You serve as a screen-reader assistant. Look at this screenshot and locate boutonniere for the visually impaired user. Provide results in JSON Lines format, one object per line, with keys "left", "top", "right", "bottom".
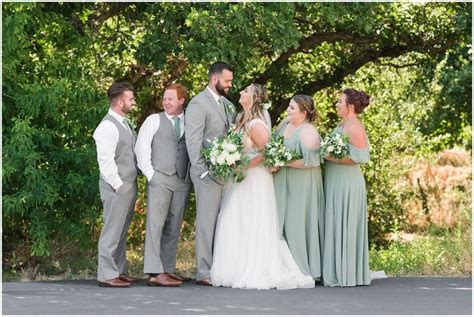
{"left": 226, "top": 102, "right": 236, "bottom": 113}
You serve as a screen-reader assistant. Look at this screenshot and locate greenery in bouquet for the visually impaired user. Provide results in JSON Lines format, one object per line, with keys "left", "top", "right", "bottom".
{"left": 320, "top": 132, "right": 350, "bottom": 160}
{"left": 202, "top": 128, "right": 249, "bottom": 183}
{"left": 263, "top": 134, "right": 301, "bottom": 167}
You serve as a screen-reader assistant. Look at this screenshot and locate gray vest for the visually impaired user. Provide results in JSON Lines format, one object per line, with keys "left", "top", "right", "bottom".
{"left": 151, "top": 112, "right": 189, "bottom": 178}
{"left": 101, "top": 113, "right": 138, "bottom": 182}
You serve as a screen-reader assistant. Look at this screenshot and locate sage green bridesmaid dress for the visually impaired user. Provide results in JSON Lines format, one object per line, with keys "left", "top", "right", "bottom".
{"left": 273, "top": 121, "right": 325, "bottom": 279}
{"left": 322, "top": 125, "right": 371, "bottom": 287}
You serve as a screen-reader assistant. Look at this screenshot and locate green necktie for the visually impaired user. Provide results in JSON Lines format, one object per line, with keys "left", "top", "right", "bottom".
{"left": 172, "top": 116, "right": 181, "bottom": 139}
{"left": 123, "top": 117, "right": 134, "bottom": 135}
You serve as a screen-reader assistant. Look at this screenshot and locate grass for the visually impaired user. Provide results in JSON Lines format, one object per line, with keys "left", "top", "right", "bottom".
{"left": 370, "top": 216, "right": 472, "bottom": 277}
{"left": 371, "top": 149, "right": 472, "bottom": 277}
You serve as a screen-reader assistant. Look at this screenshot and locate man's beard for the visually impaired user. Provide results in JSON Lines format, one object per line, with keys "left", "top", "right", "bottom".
{"left": 215, "top": 81, "right": 229, "bottom": 97}
{"left": 122, "top": 103, "right": 133, "bottom": 114}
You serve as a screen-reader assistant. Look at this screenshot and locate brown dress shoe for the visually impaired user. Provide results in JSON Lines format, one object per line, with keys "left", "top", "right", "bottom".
{"left": 147, "top": 273, "right": 183, "bottom": 287}
{"left": 196, "top": 278, "right": 212, "bottom": 286}
{"left": 166, "top": 272, "right": 192, "bottom": 282}
{"left": 98, "top": 277, "right": 131, "bottom": 288}
{"left": 119, "top": 274, "right": 137, "bottom": 283}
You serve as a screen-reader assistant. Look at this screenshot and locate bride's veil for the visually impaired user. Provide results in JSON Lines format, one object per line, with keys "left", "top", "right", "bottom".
{"left": 262, "top": 109, "right": 272, "bottom": 131}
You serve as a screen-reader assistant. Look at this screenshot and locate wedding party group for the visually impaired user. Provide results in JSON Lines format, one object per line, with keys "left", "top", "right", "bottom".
{"left": 92, "top": 61, "right": 372, "bottom": 290}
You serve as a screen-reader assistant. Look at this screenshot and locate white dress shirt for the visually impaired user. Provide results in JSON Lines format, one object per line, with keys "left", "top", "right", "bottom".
{"left": 93, "top": 109, "right": 133, "bottom": 190}
{"left": 207, "top": 86, "right": 221, "bottom": 105}
{"left": 135, "top": 112, "right": 185, "bottom": 181}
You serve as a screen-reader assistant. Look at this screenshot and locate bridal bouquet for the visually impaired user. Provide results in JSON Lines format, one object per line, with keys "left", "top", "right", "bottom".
{"left": 202, "top": 128, "right": 249, "bottom": 182}
{"left": 263, "top": 134, "right": 301, "bottom": 167}
{"left": 320, "top": 132, "right": 350, "bottom": 160}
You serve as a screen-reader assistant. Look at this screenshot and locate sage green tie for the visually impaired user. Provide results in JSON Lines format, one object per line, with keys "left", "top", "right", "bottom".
{"left": 123, "top": 117, "right": 134, "bottom": 136}
{"left": 172, "top": 116, "right": 181, "bottom": 139}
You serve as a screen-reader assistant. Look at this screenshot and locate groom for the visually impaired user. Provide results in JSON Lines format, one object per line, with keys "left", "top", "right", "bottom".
{"left": 185, "top": 62, "right": 236, "bottom": 286}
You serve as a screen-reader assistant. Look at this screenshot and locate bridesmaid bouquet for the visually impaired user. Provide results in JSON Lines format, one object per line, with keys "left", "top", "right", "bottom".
{"left": 202, "top": 128, "right": 249, "bottom": 182}
{"left": 320, "top": 132, "right": 350, "bottom": 160}
{"left": 263, "top": 134, "right": 301, "bottom": 167}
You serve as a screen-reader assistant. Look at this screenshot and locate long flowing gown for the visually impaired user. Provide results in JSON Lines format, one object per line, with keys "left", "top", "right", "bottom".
{"left": 322, "top": 124, "right": 371, "bottom": 287}
{"left": 210, "top": 119, "right": 315, "bottom": 290}
{"left": 273, "top": 121, "right": 325, "bottom": 279}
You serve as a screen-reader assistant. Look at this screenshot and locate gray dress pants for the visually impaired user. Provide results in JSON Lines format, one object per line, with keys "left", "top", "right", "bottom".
{"left": 144, "top": 171, "right": 192, "bottom": 274}
{"left": 97, "top": 179, "right": 137, "bottom": 281}
{"left": 190, "top": 173, "right": 223, "bottom": 280}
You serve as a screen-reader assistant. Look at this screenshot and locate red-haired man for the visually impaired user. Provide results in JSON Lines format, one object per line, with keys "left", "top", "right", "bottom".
{"left": 135, "top": 83, "right": 192, "bottom": 286}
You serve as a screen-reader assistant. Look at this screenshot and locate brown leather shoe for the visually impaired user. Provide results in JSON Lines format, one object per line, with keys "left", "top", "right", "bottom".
{"left": 98, "top": 277, "right": 130, "bottom": 288}
{"left": 166, "top": 272, "right": 192, "bottom": 282}
{"left": 148, "top": 273, "right": 183, "bottom": 287}
{"left": 196, "top": 278, "right": 212, "bottom": 286}
{"left": 119, "top": 274, "right": 137, "bottom": 283}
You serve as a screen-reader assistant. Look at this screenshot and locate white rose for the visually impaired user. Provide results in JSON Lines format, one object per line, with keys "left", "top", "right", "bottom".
{"left": 226, "top": 143, "right": 237, "bottom": 152}
{"left": 337, "top": 139, "right": 344, "bottom": 146}
{"left": 327, "top": 145, "right": 334, "bottom": 153}
{"left": 216, "top": 154, "right": 226, "bottom": 165}
{"left": 225, "top": 154, "right": 236, "bottom": 166}
{"left": 232, "top": 152, "right": 241, "bottom": 161}
{"left": 276, "top": 160, "right": 284, "bottom": 167}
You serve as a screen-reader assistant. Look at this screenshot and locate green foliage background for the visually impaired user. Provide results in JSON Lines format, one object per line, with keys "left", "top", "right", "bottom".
{"left": 2, "top": 2, "right": 471, "bottom": 275}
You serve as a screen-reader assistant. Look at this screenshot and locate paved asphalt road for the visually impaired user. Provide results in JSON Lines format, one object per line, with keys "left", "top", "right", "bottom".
{"left": 2, "top": 277, "right": 471, "bottom": 315}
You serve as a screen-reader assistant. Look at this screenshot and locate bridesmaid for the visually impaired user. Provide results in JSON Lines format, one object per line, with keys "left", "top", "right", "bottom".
{"left": 322, "top": 88, "right": 371, "bottom": 287}
{"left": 272, "top": 95, "right": 325, "bottom": 280}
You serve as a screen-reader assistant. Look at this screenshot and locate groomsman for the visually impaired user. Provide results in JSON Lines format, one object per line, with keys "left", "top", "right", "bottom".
{"left": 135, "top": 84, "right": 192, "bottom": 287}
{"left": 93, "top": 82, "right": 139, "bottom": 287}
{"left": 185, "top": 62, "right": 236, "bottom": 286}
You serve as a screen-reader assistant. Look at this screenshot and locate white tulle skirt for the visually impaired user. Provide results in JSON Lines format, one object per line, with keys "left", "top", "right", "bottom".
{"left": 210, "top": 166, "right": 315, "bottom": 290}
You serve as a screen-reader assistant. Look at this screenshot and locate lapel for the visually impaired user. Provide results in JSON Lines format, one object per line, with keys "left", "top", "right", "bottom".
{"left": 204, "top": 89, "right": 228, "bottom": 128}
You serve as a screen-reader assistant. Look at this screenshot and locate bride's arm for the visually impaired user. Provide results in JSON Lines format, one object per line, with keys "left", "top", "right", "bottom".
{"left": 248, "top": 122, "right": 270, "bottom": 168}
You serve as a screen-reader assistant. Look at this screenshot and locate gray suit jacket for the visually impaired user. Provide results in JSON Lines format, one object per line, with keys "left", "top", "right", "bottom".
{"left": 185, "top": 88, "right": 237, "bottom": 177}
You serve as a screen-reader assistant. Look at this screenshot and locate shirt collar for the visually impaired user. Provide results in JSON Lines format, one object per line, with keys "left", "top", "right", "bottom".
{"left": 165, "top": 112, "right": 184, "bottom": 121}
{"left": 108, "top": 108, "right": 125, "bottom": 122}
{"left": 206, "top": 86, "right": 221, "bottom": 103}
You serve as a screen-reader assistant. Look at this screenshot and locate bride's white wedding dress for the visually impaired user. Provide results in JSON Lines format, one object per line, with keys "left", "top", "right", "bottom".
{"left": 210, "top": 119, "right": 315, "bottom": 290}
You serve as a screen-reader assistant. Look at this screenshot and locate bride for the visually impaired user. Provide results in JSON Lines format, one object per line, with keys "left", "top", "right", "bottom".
{"left": 210, "top": 84, "right": 315, "bottom": 290}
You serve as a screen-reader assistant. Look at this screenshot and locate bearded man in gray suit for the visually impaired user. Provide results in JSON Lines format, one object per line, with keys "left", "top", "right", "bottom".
{"left": 185, "top": 62, "right": 236, "bottom": 286}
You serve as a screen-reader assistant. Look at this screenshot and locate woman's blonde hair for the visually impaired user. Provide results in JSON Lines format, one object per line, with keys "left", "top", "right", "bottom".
{"left": 235, "top": 84, "right": 268, "bottom": 132}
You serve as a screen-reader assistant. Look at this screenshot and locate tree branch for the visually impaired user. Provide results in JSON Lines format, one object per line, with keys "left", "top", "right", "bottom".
{"left": 87, "top": 3, "right": 131, "bottom": 33}
{"left": 255, "top": 31, "right": 375, "bottom": 85}
{"left": 270, "top": 40, "right": 456, "bottom": 124}
{"left": 376, "top": 61, "right": 421, "bottom": 69}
